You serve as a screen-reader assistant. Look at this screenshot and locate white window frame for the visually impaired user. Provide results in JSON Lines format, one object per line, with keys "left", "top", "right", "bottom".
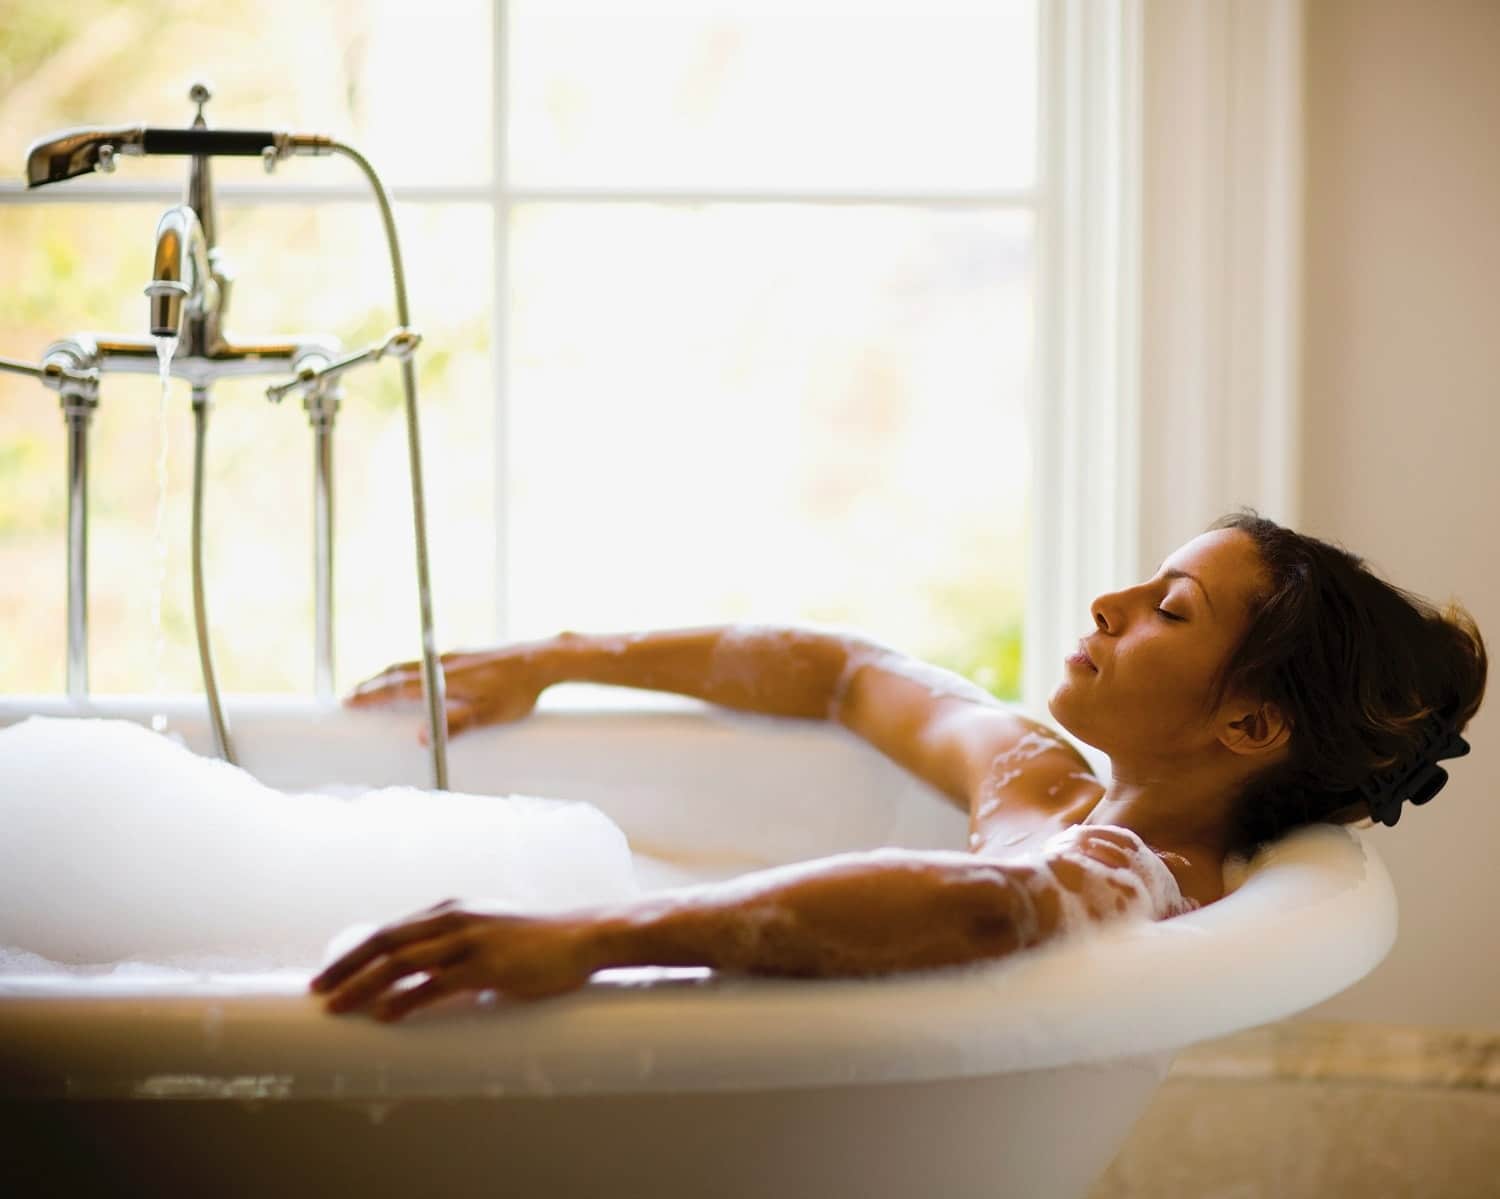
{"left": 0, "top": 1, "right": 1058, "bottom": 696}
{"left": 1024, "top": 0, "right": 1305, "bottom": 713}
{"left": 1024, "top": 0, "right": 1145, "bottom": 709}
{"left": 2, "top": 2, "right": 1301, "bottom": 714}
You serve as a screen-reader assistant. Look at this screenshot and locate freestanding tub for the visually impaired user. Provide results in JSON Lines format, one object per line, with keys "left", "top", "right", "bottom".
{"left": 0, "top": 687, "right": 1397, "bottom": 1199}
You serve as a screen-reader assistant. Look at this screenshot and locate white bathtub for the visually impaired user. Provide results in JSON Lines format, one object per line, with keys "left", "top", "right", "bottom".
{"left": 0, "top": 688, "right": 1396, "bottom": 1199}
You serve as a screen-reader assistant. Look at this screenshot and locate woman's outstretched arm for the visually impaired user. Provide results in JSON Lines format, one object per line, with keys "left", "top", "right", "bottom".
{"left": 312, "top": 826, "right": 1185, "bottom": 1021}
{"left": 348, "top": 624, "right": 1067, "bottom": 814}
{"left": 312, "top": 850, "right": 1035, "bottom": 1021}
{"left": 586, "top": 825, "right": 1185, "bottom": 977}
{"left": 346, "top": 624, "right": 880, "bottom": 731}
{"left": 547, "top": 624, "right": 870, "bottom": 720}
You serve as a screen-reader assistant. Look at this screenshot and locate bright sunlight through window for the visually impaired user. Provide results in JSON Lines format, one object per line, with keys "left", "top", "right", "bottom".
{"left": 0, "top": 0, "right": 1039, "bottom": 700}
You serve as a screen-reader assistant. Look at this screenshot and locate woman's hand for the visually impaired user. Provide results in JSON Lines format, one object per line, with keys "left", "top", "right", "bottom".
{"left": 309, "top": 900, "right": 610, "bottom": 1022}
{"left": 343, "top": 644, "right": 554, "bottom": 743}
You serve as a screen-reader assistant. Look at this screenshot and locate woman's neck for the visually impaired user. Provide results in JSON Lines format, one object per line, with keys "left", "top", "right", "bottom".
{"left": 1080, "top": 771, "right": 1235, "bottom": 909}
{"left": 1083, "top": 759, "right": 1242, "bottom": 861}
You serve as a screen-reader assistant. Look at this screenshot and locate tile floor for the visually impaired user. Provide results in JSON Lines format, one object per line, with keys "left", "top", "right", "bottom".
{"left": 1090, "top": 1021, "right": 1500, "bottom": 1199}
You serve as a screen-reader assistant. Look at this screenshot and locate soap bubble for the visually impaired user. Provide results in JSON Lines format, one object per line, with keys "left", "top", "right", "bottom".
{"left": 0, "top": 716, "right": 641, "bottom": 970}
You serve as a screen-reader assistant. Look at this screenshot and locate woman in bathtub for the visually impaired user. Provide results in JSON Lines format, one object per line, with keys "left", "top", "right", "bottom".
{"left": 311, "top": 511, "right": 1487, "bottom": 1021}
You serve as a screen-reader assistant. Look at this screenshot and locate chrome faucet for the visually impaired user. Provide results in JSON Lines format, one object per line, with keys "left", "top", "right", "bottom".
{"left": 0, "top": 82, "right": 451, "bottom": 788}
{"left": 146, "top": 204, "right": 219, "bottom": 343}
{"left": 29, "top": 84, "right": 340, "bottom": 390}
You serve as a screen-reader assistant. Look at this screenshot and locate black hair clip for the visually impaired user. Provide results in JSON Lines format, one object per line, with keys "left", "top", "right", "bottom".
{"left": 1360, "top": 709, "right": 1471, "bottom": 828}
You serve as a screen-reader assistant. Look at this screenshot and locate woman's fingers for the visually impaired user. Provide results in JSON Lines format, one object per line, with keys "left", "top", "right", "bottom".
{"left": 372, "top": 974, "right": 462, "bottom": 1022}
{"left": 417, "top": 698, "right": 481, "bottom": 746}
{"left": 343, "top": 666, "right": 423, "bottom": 707}
{"left": 343, "top": 650, "right": 491, "bottom": 708}
{"left": 314, "top": 910, "right": 604, "bottom": 1020}
{"left": 322, "top": 932, "right": 472, "bottom": 1014}
{"left": 310, "top": 911, "right": 464, "bottom": 993}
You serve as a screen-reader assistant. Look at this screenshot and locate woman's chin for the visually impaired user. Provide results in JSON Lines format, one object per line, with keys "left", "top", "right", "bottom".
{"left": 1046, "top": 689, "right": 1097, "bottom": 749}
{"left": 1046, "top": 689, "right": 1073, "bottom": 730}
{"left": 1046, "top": 683, "right": 1077, "bottom": 723}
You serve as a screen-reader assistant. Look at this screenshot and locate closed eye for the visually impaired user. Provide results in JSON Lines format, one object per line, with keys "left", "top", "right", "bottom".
{"left": 1156, "top": 608, "right": 1186, "bottom": 622}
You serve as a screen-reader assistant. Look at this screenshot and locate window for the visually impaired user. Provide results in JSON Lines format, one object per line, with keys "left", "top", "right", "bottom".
{"left": 0, "top": 0, "right": 1044, "bottom": 702}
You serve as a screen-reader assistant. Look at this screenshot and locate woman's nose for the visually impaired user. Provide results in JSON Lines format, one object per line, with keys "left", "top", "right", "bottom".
{"left": 1090, "top": 589, "right": 1126, "bottom": 633}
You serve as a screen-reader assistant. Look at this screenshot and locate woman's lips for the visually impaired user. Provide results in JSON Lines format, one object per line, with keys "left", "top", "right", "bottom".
{"left": 1064, "top": 639, "right": 1098, "bottom": 672}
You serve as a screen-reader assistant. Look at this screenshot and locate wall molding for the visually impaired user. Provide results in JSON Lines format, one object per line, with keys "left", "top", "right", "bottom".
{"left": 1136, "top": 0, "right": 1306, "bottom": 569}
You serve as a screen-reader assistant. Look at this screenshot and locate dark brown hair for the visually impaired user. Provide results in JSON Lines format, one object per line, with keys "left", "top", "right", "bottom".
{"left": 1209, "top": 510, "right": 1487, "bottom": 855}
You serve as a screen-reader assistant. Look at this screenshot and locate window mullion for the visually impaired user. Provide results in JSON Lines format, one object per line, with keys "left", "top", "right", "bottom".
{"left": 493, "top": 0, "right": 511, "bottom": 644}
{"left": 0, "top": 182, "right": 1041, "bottom": 208}
{"left": 1023, "top": 0, "right": 1142, "bottom": 714}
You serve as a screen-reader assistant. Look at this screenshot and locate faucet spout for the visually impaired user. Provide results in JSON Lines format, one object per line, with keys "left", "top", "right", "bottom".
{"left": 145, "top": 205, "right": 218, "bottom": 340}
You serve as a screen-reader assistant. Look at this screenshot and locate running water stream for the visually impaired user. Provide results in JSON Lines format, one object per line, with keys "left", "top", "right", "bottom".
{"left": 150, "top": 335, "right": 178, "bottom": 735}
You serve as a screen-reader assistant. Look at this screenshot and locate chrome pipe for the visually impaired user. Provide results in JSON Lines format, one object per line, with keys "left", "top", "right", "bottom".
{"left": 53, "top": 334, "right": 342, "bottom": 385}
{"left": 313, "top": 421, "right": 334, "bottom": 699}
{"left": 40, "top": 342, "right": 102, "bottom": 701}
{"left": 329, "top": 141, "right": 448, "bottom": 789}
{"left": 190, "top": 384, "right": 236, "bottom": 764}
{"left": 186, "top": 84, "right": 218, "bottom": 249}
{"left": 64, "top": 400, "right": 92, "bottom": 700}
{"left": 0, "top": 355, "right": 46, "bottom": 380}
{"left": 306, "top": 380, "right": 339, "bottom": 702}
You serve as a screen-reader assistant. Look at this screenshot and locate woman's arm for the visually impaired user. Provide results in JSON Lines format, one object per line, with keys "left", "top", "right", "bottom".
{"left": 583, "top": 847, "right": 1044, "bottom": 978}
{"left": 313, "top": 849, "right": 1038, "bottom": 1020}
{"left": 312, "top": 826, "right": 1182, "bottom": 1021}
{"left": 347, "top": 624, "right": 882, "bottom": 727}
{"left": 542, "top": 624, "right": 874, "bottom": 721}
{"left": 551, "top": 632, "right": 1100, "bottom": 830}
{"left": 349, "top": 623, "right": 1086, "bottom": 817}
{"left": 588, "top": 825, "right": 1181, "bottom": 977}
{"left": 548, "top": 628, "right": 1080, "bottom": 815}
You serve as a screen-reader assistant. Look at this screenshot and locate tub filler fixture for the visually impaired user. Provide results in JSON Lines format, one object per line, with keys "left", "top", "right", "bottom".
{"left": 0, "top": 81, "right": 451, "bottom": 785}
{"left": 0, "top": 691, "right": 1397, "bottom": 1199}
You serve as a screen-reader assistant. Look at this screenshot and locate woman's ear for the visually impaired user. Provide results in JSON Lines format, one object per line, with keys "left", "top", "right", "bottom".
{"left": 1219, "top": 700, "right": 1291, "bottom": 759}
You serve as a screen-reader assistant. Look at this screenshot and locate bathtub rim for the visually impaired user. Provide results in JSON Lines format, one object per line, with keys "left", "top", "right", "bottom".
{"left": 0, "top": 692, "right": 1397, "bottom": 1100}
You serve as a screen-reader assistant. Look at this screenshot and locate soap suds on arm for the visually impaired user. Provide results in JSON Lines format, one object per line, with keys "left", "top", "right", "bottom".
{"left": 1005, "top": 824, "right": 1199, "bottom": 946}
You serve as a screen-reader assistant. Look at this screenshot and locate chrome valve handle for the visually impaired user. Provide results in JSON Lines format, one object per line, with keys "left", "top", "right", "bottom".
{"left": 0, "top": 352, "right": 101, "bottom": 394}
{"left": 264, "top": 327, "right": 421, "bottom": 404}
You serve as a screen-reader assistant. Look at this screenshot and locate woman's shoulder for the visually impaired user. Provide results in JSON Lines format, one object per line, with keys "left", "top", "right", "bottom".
{"left": 933, "top": 704, "right": 1101, "bottom": 806}
{"left": 1036, "top": 823, "right": 1227, "bottom": 913}
{"left": 967, "top": 742, "right": 1106, "bottom": 854}
{"left": 981, "top": 821, "right": 1226, "bottom": 920}
{"left": 963, "top": 706, "right": 1101, "bottom": 800}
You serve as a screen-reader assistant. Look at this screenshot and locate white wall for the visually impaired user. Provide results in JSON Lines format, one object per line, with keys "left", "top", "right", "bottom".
{"left": 1297, "top": 0, "right": 1500, "bottom": 1028}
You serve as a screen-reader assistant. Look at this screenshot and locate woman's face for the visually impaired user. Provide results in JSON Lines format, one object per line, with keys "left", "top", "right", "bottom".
{"left": 1048, "top": 528, "right": 1270, "bottom": 761}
